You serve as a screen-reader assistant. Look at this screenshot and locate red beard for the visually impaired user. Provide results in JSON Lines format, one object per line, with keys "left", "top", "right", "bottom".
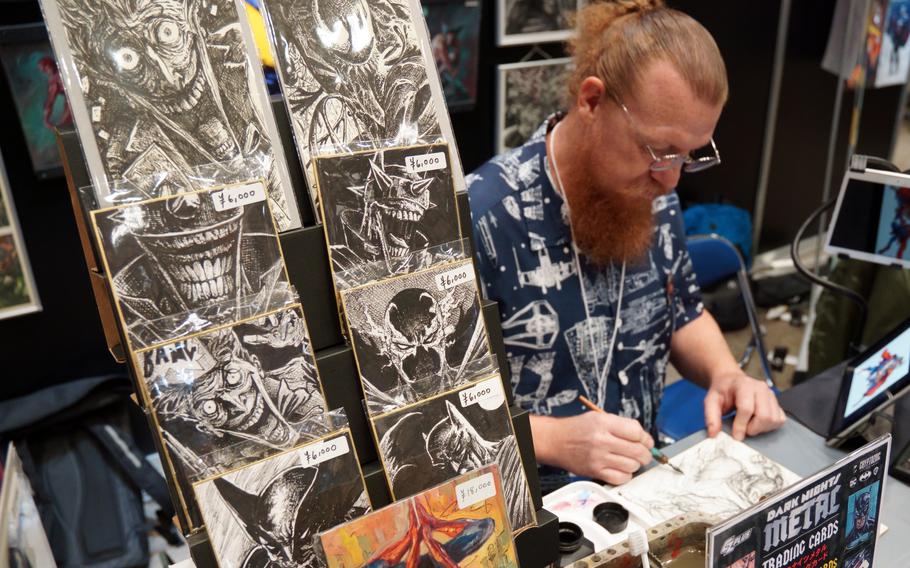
{"left": 566, "top": 176, "right": 664, "bottom": 266}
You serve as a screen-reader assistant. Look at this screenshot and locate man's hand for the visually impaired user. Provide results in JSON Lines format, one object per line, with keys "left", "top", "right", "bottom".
{"left": 704, "top": 371, "right": 786, "bottom": 441}
{"left": 531, "top": 412, "right": 654, "bottom": 485}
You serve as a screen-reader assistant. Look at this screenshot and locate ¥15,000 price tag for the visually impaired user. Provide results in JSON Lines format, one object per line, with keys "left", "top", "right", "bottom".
{"left": 212, "top": 181, "right": 267, "bottom": 211}
{"left": 456, "top": 472, "right": 497, "bottom": 509}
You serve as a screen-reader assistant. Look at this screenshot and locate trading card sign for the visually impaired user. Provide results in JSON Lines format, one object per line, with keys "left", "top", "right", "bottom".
{"left": 91, "top": 182, "right": 291, "bottom": 351}
{"left": 707, "top": 436, "right": 891, "bottom": 568}
{"left": 194, "top": 430, "right": 370, "bottom": 568}
{"left": 317, "top": 464, "right": 519, "bottom": 567}
{"left": 371, "top": 375, "right": 536, "bottom": 533}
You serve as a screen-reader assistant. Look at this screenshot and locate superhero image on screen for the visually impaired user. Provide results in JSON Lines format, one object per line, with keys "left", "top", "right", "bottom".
{"left": 39, "top": 0, "right": 300, "bottom": 230}
{"left": 314, "top": 144, "right": 461, "bottom": 280}
{"left": 258, "top": 0, "right": 461, "bottom": 206}
{"left": 340, "top": 259, "right": 491, "bottom": 414}
{"left": 844, "top": 327, "right": 910, "bottom": 417}
{"left": 317, "top": 465, "right": 519, "bottom": 568}
{"left": 0, "top": 24, "right": 71, "bottom": 178}
{"left": 844, "top": 482, "right": 880, "bottom": 551}
{"left": 371, "top": 376, "right": 536, "bottom": 533}
{"left": 136, "top": 305, "right": 328, "bottom": 477}
{"left": 875, "top": 185, "right": 910, "bottom": 260}
{"left": 194, "top": 432, "right": 370, "bottom": 568}
{"left": 423, "top": 0, "right": 481, "bottom": 109}
{"left": 876, "top": 0, "right": 910, "bottom": 87}
{"left": 92, "top": 185, "right": 291, "bottom": 350}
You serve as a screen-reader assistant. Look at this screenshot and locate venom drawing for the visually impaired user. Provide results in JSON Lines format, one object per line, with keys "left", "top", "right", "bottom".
{"left": 340, "top": 259, "right": 491, "bottom": 414}
{"left": 92, "top": 187, "right": 290, "bottom": 349}
{"left": 43, "top": 0, "right": 299, "bottom": 229}
{"left": 195, "top": 435, "right": 370, "bottom": 568}
{"left": 259, "top": 0, "right": 458, "bottom": 204}
{"left": 372, "top": 379, "right": 536, "bottom": 532}
{"left": 315, "top": 144, "right": 460, "bottom": 279}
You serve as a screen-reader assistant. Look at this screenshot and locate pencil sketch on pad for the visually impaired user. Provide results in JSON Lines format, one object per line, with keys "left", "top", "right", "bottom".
{"left": 613, "top": 432, "right": 801, "bottom": 525}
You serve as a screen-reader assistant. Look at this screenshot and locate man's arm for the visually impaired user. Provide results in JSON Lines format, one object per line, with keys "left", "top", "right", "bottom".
{"left": 670, "top": 310, "right": 786, "bottom": 440}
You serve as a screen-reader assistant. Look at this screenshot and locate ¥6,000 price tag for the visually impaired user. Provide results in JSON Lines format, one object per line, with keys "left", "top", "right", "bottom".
{"left": 404, "top": 152, "right": 447, "bottom": 174}
{"left": 212, "top": 181, "right": 266, "bottom": 211}
{"left": 459, "top": 377, "right": 503, "bottom": 410}
{"left": 297, "top": 435, "right": 349, "bottom": 468}
{"left": 435, "top": 264, "right": 474, "bottom": 291}
{"left": 456, "top": 472, "right": 497, "bottom": 509}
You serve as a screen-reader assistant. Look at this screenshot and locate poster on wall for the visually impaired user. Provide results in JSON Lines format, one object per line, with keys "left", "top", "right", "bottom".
{"left": 497, "top": 0, "right": 580, "bottom": 46}
{"left": 496, "top": 58, "right": 572, "bottom": 153}
{"left": 38, "top": 0, "right": 302, "bottom": 230}
{"left": 707, "top": 435, "right": 891, "bottom": 568}
{"left": 876, "top": 0, "right": 910, "bottom": 86}
{"left": 0, "top": 23, "right": 70, "bottom": 179}
{"left": 423, "top": 0, "right": 482, "bottom": 110}
{"left": 0, "top": 152, "right": 41, "bottom": 321}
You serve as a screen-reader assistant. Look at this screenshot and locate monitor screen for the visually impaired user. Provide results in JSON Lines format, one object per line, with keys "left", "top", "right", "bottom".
{"left": 828, "top": 175, "right": 910, "bottom": 266}
{"left": 843, "top": 326, "right": 910, "bottom": 421}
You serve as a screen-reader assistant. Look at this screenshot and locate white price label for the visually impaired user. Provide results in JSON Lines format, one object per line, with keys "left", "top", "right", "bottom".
{"left": 211, "top": 181, "right": 266, "bottom": 211}
{"left": 404, "top": 152, "right": 447, "bottom": 174}
{"left": 297, "top": 435, "right": 350, "bottom": 468}
{"left": 456, "top": 472, "right": 497, "bottom": 510}
{"left": 459, "top": 377, "right": 504, "bottom": 410}
{"left": 92, "top": 106, "right": 101, "bottom": 122}
{"left": 435, "top": 263, "right": 474, "bottom": 290}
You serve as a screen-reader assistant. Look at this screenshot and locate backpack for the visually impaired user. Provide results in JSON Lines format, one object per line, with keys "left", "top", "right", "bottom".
{"left": 683, "top": 203, "right": 754, "bottom": 267}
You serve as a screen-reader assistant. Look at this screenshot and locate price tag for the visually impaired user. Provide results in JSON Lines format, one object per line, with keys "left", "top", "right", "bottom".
{"left": 435, "top": 263, "right": 474, "bottom": 291}
{"left": 297, "top": 435, "right": 350, "bottom": 468}
{"left": 92, "top": 106, "right": 101, "bottom": 122}
{"left": 456, "top": 472, "right": 497, "bottom": 509}
{"left": 404, "top": 152, "right": 447, "bottom": 174}
{"left": 212, "top": 181, "right": 266, "bottom": 211}
{"left": 459, "top": 377, "right": 504, "bottom": 410}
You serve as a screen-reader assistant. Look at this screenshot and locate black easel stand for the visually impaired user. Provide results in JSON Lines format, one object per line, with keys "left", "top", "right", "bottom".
{"left": 58, "top": 96, "right": 559, "bottom": 568}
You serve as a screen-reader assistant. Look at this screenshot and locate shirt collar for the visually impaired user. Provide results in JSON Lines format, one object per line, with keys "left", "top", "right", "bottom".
{"left": 522, "top": 116, "right": 571, "bottom": 251}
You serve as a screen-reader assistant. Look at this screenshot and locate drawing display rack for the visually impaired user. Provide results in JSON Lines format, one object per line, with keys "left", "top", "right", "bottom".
{"left": 56, "top": 96, "right": 559, "bottom": 568}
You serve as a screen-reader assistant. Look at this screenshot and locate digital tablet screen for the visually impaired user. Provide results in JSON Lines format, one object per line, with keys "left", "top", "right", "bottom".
{"left": 843, "top": 326, "right": 910, "bottom": 422}
{"left": 827, "top": 174, "right": 910, "bottom": 266}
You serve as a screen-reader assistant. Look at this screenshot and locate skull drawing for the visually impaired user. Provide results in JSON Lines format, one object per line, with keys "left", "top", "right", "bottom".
{"left": 383, "top": 288, "right": 447, "bottom": 393}
{"left": 362, "top": 155, "right": 434, "bottom": 260}
{"left": 122, "top": 192, "right": 242, "bottom": 308}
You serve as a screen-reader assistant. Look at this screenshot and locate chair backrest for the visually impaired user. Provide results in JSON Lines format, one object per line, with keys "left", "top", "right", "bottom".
{"left": 687, "top": 234, "right": 745, "bottom": 288}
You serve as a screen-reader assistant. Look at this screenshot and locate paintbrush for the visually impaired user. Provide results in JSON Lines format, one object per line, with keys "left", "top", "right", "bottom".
{"left": 577, "top": 395, "right": 684, "bottom": 475}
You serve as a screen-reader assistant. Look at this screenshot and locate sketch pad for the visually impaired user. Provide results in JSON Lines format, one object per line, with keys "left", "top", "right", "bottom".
{"left": 614, "top": 433, "right": 801, "bottom": 526}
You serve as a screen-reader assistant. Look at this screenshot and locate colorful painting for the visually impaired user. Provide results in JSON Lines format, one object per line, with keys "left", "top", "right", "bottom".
{"left": 0, "top": 151, "right": 40, "bottom": 320}
{"left": 876, "top": 0, "right": 910, "bottom": 86}
{"left": 875, "top": 185, "right": 910, "bottom": 260}
{"left": 0, "top": 24, "right": 70, "bottom": 178}
{"left": 318, "top": 465, "right": 518, "bottom": 567}
{"left": 423, "top": 0, "right": 481, "bottom": 109}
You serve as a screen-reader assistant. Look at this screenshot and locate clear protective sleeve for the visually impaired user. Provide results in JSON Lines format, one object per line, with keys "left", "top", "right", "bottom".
{"left": 86, "top": 167, "right": 294, "bottom": 351}
{"left": 369, "top": 375, "right": 538, "bottom": 534}
{"left": 38, "top": 0, "right": 302, "bottom": 230}
{"left": 192, "top": 417, "right": 372, "bottom": 568}
{"left": 257, "top": 0, "right": 467, "bottom": 214}
{"left": 311, "top": 138, "right": 467, "bottom": 290}
{"left": 338, "top": 257, "right": 493, "bottom": 414}
{"left": 315, "top": 464, "right": 520, "bottom": 568}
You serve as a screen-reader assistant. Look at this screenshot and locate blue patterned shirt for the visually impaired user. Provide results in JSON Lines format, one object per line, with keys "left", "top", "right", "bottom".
{"left": 467, "top": 120, "right": 704, "bottom": 489}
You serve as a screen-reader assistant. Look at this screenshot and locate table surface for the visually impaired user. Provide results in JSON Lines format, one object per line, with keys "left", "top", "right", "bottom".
{"left": 659, "top": 419, "right": 910, "bottom": 566}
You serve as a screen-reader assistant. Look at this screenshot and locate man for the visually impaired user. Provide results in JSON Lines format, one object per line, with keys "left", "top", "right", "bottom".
{"left": 467, "top": 0, "right": 785, "bottom": 491}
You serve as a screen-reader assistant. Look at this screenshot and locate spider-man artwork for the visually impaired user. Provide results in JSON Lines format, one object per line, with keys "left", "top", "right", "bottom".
{"left": 876, "top": 186, "right": 910, "bottom": 260}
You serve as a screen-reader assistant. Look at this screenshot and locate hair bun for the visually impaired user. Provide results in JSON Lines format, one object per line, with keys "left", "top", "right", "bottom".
{"left": 607, "top": 0, "right": 665, "bottom": 16}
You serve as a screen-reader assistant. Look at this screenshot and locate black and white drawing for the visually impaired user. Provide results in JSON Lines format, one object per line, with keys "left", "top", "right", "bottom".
{"left": 371, "top": 376, "right": 536, "bottom": 532}
{"left": 614, "top": 433, "right": 801, "bottom": 526}
{"left": 496, "top": 58, "right": 572, "bottom": 153}
{"left": 340, "top": 258, "right": 491, "bottom": 414}
{"left": 314, "top": 144, "right": 461, "bottom": 280}
{"left": 138, "top": 305, "right": 327, "bottom": 476}
{"left": 258, "top": 0, "right": 465, "bottom": 206}
{"left": 194, "top": 432, "right": 370, "bottom": 568}
{"left": 497, "top": 0, "right": 579, "bottom": 46}
{"left": 92, "top": 185, "right": 290, "bottom": 350}
{"left": 39, "top": 0, "right": 301, "bottom": 230}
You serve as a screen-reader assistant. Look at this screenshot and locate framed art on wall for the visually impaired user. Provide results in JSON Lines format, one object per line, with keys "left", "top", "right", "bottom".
{"left": 496, "top": 58, "right": 572, "bottom": 153}
{"left": 497, "top": 0, "right": 580, "bottom": 46}
{"left": 423, "top": 0, "right": 482, "bottom": 110}
{"left": 0, "top": 151, "right": 40, "bottom": 321}
{"left": 0, "top": 23, "right": 70, "bottom": 179}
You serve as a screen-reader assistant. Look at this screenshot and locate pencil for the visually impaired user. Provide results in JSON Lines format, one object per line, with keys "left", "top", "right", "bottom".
{"left": 577, "top": 395, "right": 684, "bottom": 474}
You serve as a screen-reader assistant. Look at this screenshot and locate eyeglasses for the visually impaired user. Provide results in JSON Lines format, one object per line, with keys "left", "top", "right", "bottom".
{"left": 618, "top": 102, "right": 721, "bottom": 173}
